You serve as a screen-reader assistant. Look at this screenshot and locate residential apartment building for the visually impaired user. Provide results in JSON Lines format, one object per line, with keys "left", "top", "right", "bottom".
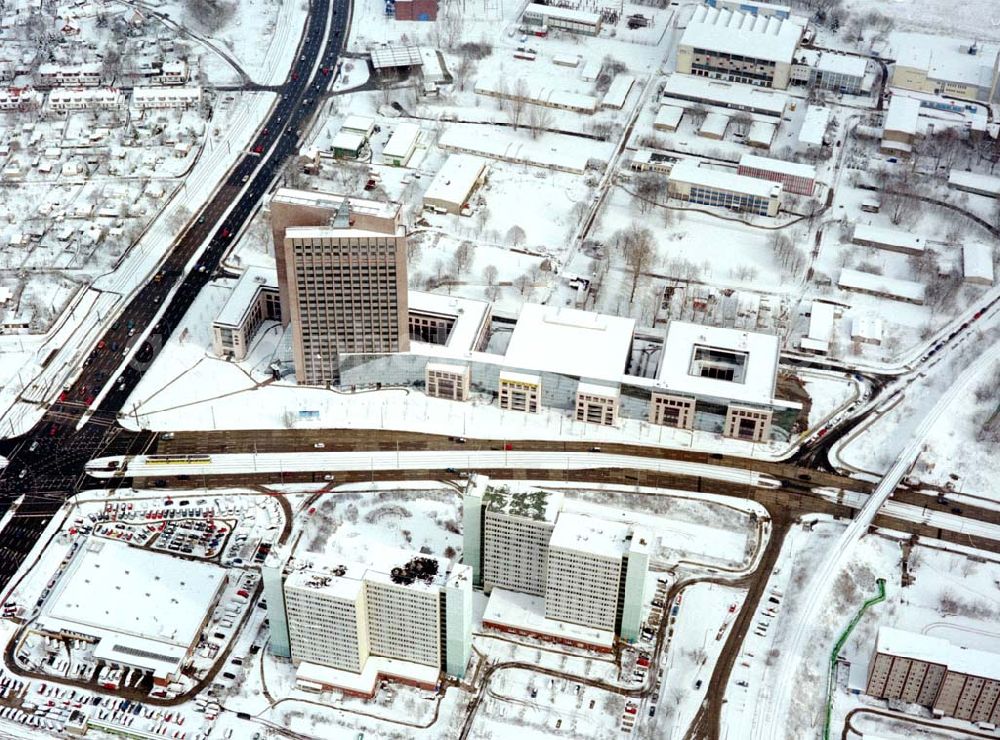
{"left": 737, "top": 153, "right": 816, "bottom": 196}
{"left": 498, "top": 371, "right": 541, "bottom": 412}
{"left": 575, "top": 383, "right": 619, "bottom": 426}
{"left": 132, "top": 86, "right": 202, "bottom": 109}
{"left": 866, "top": 627, "right": 1000, "bottom": 726}
{"left": 668, "top": 159, "right": 783, "bottom": 216}
{"left": 38, "top": 62, "right": 102, "bottom": 87}
{"left": 676, "top": 4, "right": 804, "bottom": 89}
{"left": 47, "top": 88, "right": 125, "bottom": 112}
{"left": 266, "top": 548, "right": 472, "bottom": 697}
{"left": 465, "top": 477, "right": 653, "bottom": 646}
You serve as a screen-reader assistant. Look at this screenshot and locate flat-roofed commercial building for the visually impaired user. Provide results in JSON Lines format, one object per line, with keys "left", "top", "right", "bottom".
{"left": 498, "top": 371, "right": 542, "bottom": 412}
{"left": 881, "top": 95, "right": 921, "bottom": 156}
{"left": 211, "top": 266, "right": 281, "bottom": 359}
{"left": 662, "top": 73, "right": 788, "bottom": 117}
{"left": 867, "top": 627, "right": 1000, "bottom": 726}
{"left": 737, "top": 153, "right": 816, "bottom": 196}
{"left": 575, "top": 382, "right": 619, "bottom": 426}
{"left": 38, "top": 538, "right": 227, "bottom": 687}
{"left": 422, "top": 154, "right": 488, "bottom": 214}
{"left": 668, "top": 159, "right": 782, "bottom": 216}
{"left": 677, "top": 4, "right": 804, "bottom": 89}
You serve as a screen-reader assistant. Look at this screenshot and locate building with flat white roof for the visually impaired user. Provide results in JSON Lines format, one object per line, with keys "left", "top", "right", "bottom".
{"left": 602, "top": 74, "right": 635, "bottom": 110}
{"left": 948, "top": 169, "right": 1000, "bottom": 198}
{"left": 799, "top": 105, "right": 831, "bottom": 147}
{"left": 838, "top": 269, "right": 926, "bottom": 304}
{"left": 963, "top": 242, "right": 994, "bottom": 286}
{"left": 791, "top": 48, "right": 868, "bottom": 95}
{"left": 738, "top": 153, "right": 816, "bottom": 195}
{"left": 47, "top": 87, "right": 124, "bottom": 111}
{"left": 504, "top": 303, "right": 635, "bottom": 383}
{"left": 867, "top": 626, "right": 1000, "bottom": 725}
{"left": 677, "top": 4, "right": 804, "bottom": 89}
{"left": 889, "top": 32, "right": 1000, "bottom": 103}
{"left": 851, "top": 224, "right": 925, "bottom": 255}
{"left": 267, "top": 545, "right": 472, "bottom": 698}
{"left": 422, "top": 154, "right": 487, "bottom": 214}
{"left": 382, "top": 122, "right": 419, "bottom": 166}
{"left": 654, "top": 103, "right": 684, "bottom": 132}
{"left": 850, "top": 315, "right": 883, "bottom": 346}
{"left": 800, "top": 300, "right": 835, "bottom": 354}
{"left": 706, "top": 0, "right": 791, "bottom": 19}
{"left": 668, "top": 159, "right": 782, "bottom": 216}
{"left": 39, "top": 538, "right": 227, "bottom": 686}
{"left": 211, "top": 266, "right": 281, "bottom": 360}
{"left": 662, "top": 73, "right": 788, "bottom": 117}
{"left": 882, "top": 95, "right": 922, "bottom": 155}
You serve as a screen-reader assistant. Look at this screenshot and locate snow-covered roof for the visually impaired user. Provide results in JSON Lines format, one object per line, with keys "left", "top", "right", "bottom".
{"left": 132, "top": 86, "right": 201, "bottom": 102}
{"left": 655, "top": 103, "right": 684, "bottom": 129}
{"left": 499, "top": 369, "right": 542, "bottom": 385}
{"left": 577, "top": 381, "right": 620, "bottom": 399}
{"left": 39, "top": 538, "right": 225, "bottom": 675}
{"left": 662, "top": 74, "right": 788, "bottom": 117}
{"left": 850, "top": 315, "right": 883, "bottom": 342}
{"left": 669, "top": 159, "right": 783, "bottom": 198}
{"left": 795, "top": 48, "right": 867, "bottom": 78}
{"left": 963, "top": 242, "right": 995, "bottom": 283}
{"left": 799, "top": 105, "right": 830, "bottom": 146}
{"left": 876, "top": 626, "right": 1000, "bottom": 681}
{"left": 884, "top": 95, "right": 921, "bottom": 135}
{"left": 370, "top": 44, "right": 422, "bottom": 70}
{"left": 438, "top": 126, "right": 597, "bottom": 174}
{"left": 296, "top": 656, "right": 440, "bottom": 696}
{"left": 748, "top": 121, "right": 776, "bottom": 146}
{"left": 838, "top": 269, "right": 925, "bottom": 302}
{"left": 680, "top": 4, "right": 803, "bottom": 64}
{"left": 504, "top": 303, "right": 635, "bottom": 383}
{"left": 383, "top": 122, "right": 420, "bottom": 160}
{"left": 291, "top": 545, "right": 453, "bottom": 596}
{"left": 739, "top": 153, "right": 816, "bottom": 180}
{"left": 602, "top": 74, "right": 635, "bottom": 109}
{"left": 272, "top": 188, "right": 400, "bottom": 222}
{"left": 285, "top": 560, "right": 366, "bottom": 601}
{"left": 549, "top": 512, "right": 631, "bottom": 559}
{"left": 331, "top": 129, "right": 366, "bottom": 152}
{"left": 852, "top": 224, "right": 925, "bottom": 253}
{"left": 474, "top": 78, "right": 599, "bottom": 113}
{"left": 890, "top": 31, "right": 998, "bottom": 89}
{"left": 342, "top": 115, "right": 375, "bottom": 134}
{"left": 423, "top": 154, "right": 487, "bottom": 208}
{"left": 409, "top": 289, "right": 491, "bottom": 353}
{"left": 214, "top": 265, "right": 277, "bottom": 328}
{"left": 483, "top": 588, "right": 614, "bottom": 649}
{"left": 657, "top": 320, "right": 781, "bottom": 406}
{"left": 700, "top": 112, "right": 730, "bottom": 137}
{"left": 802, "top": 301, "right": 835, "bottom": 353}
{"left": 948, "top": 169, "right": 1000, "bottom": 196}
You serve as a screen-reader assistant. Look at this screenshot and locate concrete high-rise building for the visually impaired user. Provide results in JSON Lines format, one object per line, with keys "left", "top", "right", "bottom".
{"left": 263, "top": 546, "right": 472, "bottom": 698}
{"left": 269, "top": 188, "right": 408, "bottom": 385}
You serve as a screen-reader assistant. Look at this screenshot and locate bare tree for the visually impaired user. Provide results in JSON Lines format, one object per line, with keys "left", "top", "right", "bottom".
{"left": 451, "top": 241, "right": 474, "bottom": 275}
{"left": 506, "top": 225, "right": 526, "bottom": 246}
{"left": 502, "top": 78, "right": 530, "bottom": 129}
{"left": 621, "top": 223, "right": 657, "bottom": 303}
{"left": 514, "top": 272, "right": 532, "bottom": 296}
{"left": 482, "top": 264, "right": 499, "bottom": 299}
{"left": 526, "top": 103, "right": 552, "bottom": 140}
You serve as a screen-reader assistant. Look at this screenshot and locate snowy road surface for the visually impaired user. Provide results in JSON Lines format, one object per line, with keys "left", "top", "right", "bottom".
{"left": 86, "top": 450, "right": 776, "bottom": 488}
{"left": 754, "top": 340, "right": 1000, "bottom": 739}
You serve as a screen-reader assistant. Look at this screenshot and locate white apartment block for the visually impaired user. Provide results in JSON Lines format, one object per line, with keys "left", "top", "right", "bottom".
{"left": 268, "top": 548, "right": 472, "bottom": 696}
{"left": 545, "top": 513, "right": 630, "bottom": 631}
{"left": 477, "top": 488, "right": 563, "bottom": 597}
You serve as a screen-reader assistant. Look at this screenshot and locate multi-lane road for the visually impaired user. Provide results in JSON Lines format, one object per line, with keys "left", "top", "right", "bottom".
{"left": 0, "top": 0, "right": 350, "bottom": 586}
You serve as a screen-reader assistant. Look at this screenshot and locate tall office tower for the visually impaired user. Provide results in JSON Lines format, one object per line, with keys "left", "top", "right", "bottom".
{"left": 272, "top": 191, "right": 409, "bottom": 384}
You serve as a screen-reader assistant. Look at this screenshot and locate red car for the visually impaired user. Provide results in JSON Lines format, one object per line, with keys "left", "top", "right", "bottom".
{"left": 291, "top": 71, "right": 299, "bottom": 80}
{"left": 85, "top": 395, "right": 94, "bottom": 405}
{"left": 321, "top": 66, "right": 331, "bottom": 75}
{"left": 364, "top": 179, "right": 377, "bottom": 191}
{"left": 59, "top": 391, "right": 68, "bottom": 402}
{"left": 97, "top": 340, "right": 106, "bottom": 349}
{"left": 221, "top": 228, "right": 231, "bottom": 238}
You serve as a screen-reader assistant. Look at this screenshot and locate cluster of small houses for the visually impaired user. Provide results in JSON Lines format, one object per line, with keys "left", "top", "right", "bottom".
{"left": 0, "top": 61, "right": 201, "bottom": 113}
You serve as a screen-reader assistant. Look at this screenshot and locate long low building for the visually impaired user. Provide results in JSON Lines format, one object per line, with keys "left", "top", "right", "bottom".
{"left": 668, "top": 159, "right": 782, "bottom": 217}
{"left": 737, "top": 153, "right": 816, "bottom": 195}
{"left": 851, "top": 224, "right": 926, "bottom": 255}
{"left": 838, "top": 268, "right": 925, "bottom": 304}
{"left": 948, "top": 169, "right": 1000, "bottom": 198}
{"left": 133, "top": 86, "right": 202, "bottom": 109}
{"left": 474, "top": 78, "right": 599, "bottom": 114}
{"left": 212, "top": 267, "right": 282, "bottom": 360}
{"left": 889, "top": 31, "right": 1000, "bottom": 103}
{"left": 47, "top": 88, "right": 125, "bottom": 111}
{"left": 867, "top": 626, "right": 1000, "bottom": 726}
{"left": 662, "top": 74, "right": 788, "bottom": 117}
